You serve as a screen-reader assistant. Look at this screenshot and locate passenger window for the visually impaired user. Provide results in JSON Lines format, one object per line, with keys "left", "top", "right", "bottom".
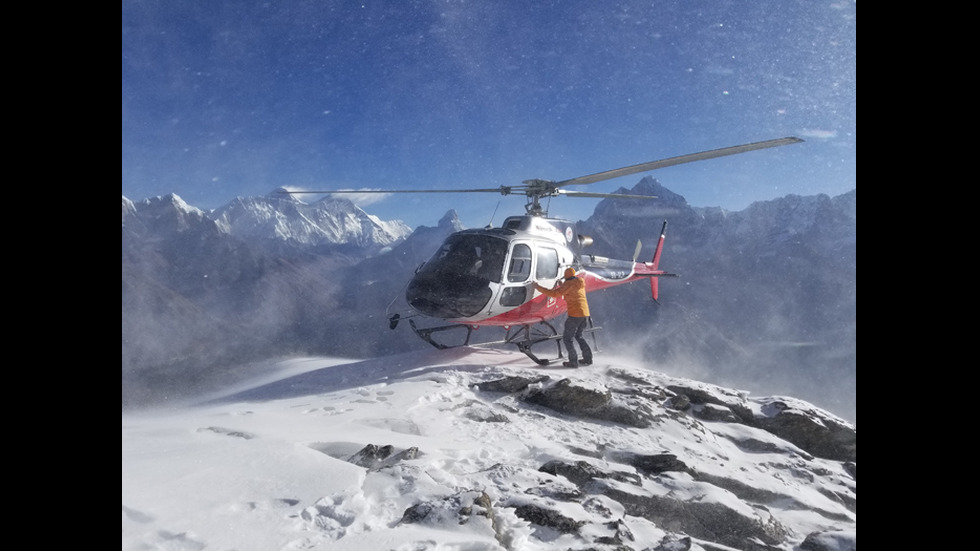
{"left": 499, "top": 286, "right": 527, "bottom": 307}
{"left": 535, "top": 247, "right": 559, "bottom": 279}
{"left": 507, "top": 244, "right": 532, "bottom": 282}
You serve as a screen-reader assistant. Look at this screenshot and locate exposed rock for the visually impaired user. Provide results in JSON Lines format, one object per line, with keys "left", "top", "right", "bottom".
{"left": 598, "top": 484, "right": 788, "bottom": 551}
{"left": 619, "top": 453, "right": 690, "bottom": 476}
{"left": 664, "top": 394, "right": 691, "bottom": 411}
{"left": 523, "top": 378, "right": 653, "bottom": 428}
{"left": 401, "top": 490, "right": 497, "bottom": 535}
{"left": 753, "top": 405, "right": 856, "bottom": 463}
{"left": 463, "top": 407, "right": 510, "bottom": 423}
{"left": 347, "top": 443, "right": 420, "bottom": 470}
{"left": 539, "top": 459, "right": 641, "bottom": 487}
{"left": 475, "top": 375, "right": 549, "bottom": 393}
{"left": 693, "top": 402, "right": 740, "bottom": 422}
{"left": 512, "top": 503, "right": 584, "bottom": 534}
{"left": 800, "top": 530, "right": 856, "bottom": 551}
{"left": 667, "top": 384, "right": 856, "bottom": 462}
{"left": 499, "top": 366, "right": 856, "bottom": 551}
{"left": 651, "top": 535, "right": 692, "bottom": 550}
{"left": 666, "top": 383, "right": 754, "bottom": 421}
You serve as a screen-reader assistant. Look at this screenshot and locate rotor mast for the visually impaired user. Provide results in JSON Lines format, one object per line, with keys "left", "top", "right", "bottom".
{"left": 518, "top": 179, "right": 559, "bottom": 216}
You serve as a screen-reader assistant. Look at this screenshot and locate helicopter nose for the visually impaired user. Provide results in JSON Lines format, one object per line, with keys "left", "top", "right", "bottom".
{"left": 406, "top": 271, "right": 492, "bottom": 319}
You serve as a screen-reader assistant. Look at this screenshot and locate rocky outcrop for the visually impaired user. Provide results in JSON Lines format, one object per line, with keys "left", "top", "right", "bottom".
{"left": 347, "top": 443, "right": 421, "bottom": 470}
{"left": 343, "top": 366, "right": 856, "bottom": 551}
{"left": 664, "top": 382, "right": 856, "bottom": 463}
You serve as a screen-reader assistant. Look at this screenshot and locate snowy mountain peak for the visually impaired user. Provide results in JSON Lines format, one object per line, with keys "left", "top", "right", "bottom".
{"left": 122, "top": 195, "right": 137, "bottom": 222}
{"left": 437, "top": 209, "right": 465, "bottom": 232}
{"left": 151, "top": 192, "right": 204, "bottom": 214}
{"left": 209, "top": 193, "right": 411, "bottom": 249}
{"left": 630, "top": 176, "right": 689, "bottom": 206}
{"left": 590, "top": 177, "right": 690, "bottom": 222}
{"left": 268, "top": 186, "right": 305, "bottom": 203}
{"left": 122, "top": 192, "right": 212, "bottom": 236}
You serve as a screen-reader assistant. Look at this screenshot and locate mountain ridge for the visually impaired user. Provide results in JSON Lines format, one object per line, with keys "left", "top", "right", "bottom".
{"left": 121, "top": 180, "right": 856, "bottom": 423}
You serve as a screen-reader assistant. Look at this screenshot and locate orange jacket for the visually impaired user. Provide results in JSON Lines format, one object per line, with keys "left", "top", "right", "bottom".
{"left": 534, "top": 276, "right": 590, "bottom": 317}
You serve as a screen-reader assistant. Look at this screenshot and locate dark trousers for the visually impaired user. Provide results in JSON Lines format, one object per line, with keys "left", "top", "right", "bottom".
{"left": 563, "top": 316, "right": 592, "bottom": 365}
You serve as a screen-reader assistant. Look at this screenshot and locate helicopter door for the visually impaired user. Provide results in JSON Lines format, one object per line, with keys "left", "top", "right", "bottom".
{"left": 499, "top": 243, "right": 532, "bottom": 307}
{"left": 498, "top": 243, "right": 560, "bottom": 307}
{"left": 506, "top": 243, "right": 533, "bottom": 282}
{"left": 535, "top": 246, "right": 559, "bottom": 280}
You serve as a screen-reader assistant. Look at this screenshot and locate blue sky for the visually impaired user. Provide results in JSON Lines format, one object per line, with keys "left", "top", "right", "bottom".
{"left": 122, "top": 1, "right": 855, "bottom": 229}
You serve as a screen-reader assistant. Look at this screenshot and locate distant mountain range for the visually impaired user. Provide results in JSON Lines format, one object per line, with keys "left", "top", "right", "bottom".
{"left": 210, "top": 188, "right": 412, "bottom": 253}
{"left": 121, "top": 179, "right": 856, "bottom": 422}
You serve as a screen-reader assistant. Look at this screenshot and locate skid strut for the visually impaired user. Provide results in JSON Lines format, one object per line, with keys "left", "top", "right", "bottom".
{"left": 506, "top": 320, "right": 601, "bottom": 365}
{"left": 409, "top": 319, "right": 474, "bottom": 350}
{"left": 505, "top": 321, "right": 562, "bottom": 365}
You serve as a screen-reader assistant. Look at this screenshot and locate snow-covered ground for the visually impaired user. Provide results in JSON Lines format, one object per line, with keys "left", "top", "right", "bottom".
{"left": 122, "top": 347, "right": 855, "bottom": 551}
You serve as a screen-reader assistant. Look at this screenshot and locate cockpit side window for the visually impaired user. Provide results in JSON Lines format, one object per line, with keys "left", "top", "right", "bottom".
{"left": 507, "top": 243, "right": 533, "bottom": 282}
{"left": 535, "top": 247, "right": 559, "bottom": 279}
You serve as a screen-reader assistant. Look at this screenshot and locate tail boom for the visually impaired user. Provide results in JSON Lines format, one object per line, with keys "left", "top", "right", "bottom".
{"left": 581, "top": 219, "right": 677, "bottom": 300}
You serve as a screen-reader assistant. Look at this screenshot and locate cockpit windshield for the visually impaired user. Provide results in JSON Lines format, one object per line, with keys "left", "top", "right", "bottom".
{"left": 419, "top": 233, "right": 508, "bottom": 283}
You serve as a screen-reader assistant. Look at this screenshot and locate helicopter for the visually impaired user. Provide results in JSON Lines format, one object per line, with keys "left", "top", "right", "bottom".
{"left": 284, "top": 137, "right": 803, "bottom": 365}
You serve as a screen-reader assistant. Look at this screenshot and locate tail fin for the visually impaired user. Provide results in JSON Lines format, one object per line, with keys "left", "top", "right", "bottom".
{"left": 650, "top": 220, "right": 668, "bottom": 301}
{"left": 651, "top": 220, "right": 667, "bottom": 270}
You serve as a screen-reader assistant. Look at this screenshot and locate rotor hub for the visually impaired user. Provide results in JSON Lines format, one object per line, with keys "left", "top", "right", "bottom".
{"left": 518, "top": 179, "right": 559, "bottom": 216}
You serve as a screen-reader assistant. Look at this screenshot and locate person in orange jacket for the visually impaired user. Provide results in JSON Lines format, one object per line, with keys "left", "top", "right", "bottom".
{"left": 533, "top": 267, "right": 593, "bottom": 367}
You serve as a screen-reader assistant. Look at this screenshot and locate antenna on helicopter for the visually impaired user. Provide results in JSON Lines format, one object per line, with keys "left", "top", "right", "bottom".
{"left": 485, "top": 201, "right": 500, "bottom": 229}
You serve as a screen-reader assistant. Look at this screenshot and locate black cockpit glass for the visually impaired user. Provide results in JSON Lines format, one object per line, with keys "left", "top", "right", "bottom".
{"left": 406, "top": 234, "right": 508, "bottom": 318}
{"left": 418, "top": 234, "right": 507, "bottom": 283}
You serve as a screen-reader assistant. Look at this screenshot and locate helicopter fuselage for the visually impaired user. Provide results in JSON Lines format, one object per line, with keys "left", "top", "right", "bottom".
{"left": 404, "top": 214, "right": 669, "bottom": 328}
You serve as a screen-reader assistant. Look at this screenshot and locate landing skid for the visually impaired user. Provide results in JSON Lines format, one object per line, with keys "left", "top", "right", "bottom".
{"left": 409, "top": 319, "right": 474, "bottom": 350}
{"left": 408, "top": 319, "right": 600, "bottom": 366}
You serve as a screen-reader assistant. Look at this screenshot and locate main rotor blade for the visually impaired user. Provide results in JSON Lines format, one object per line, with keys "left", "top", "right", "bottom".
{"left": 556, "top": 137, "right": 803, "bottom": 188}
{"left": 281, "top": 188, "right": 505, "bottom": 194}
{"left": 559, "top": 190, "right": 657, "bottom": 200}
{"left": 279, "top": 136, "right": 801, "bottom": 200}
{"left": 284, "top": 188, "right": 659, "bottom": 200}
